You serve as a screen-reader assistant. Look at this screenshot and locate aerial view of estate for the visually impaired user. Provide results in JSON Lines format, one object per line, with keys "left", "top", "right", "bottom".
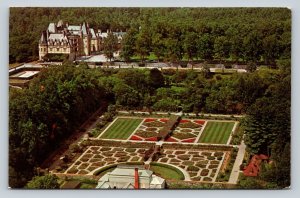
{"left": 8, "top": 8, "right": 291, "bottom": 189}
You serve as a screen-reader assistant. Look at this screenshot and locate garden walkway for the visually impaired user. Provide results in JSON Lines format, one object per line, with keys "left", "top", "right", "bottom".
{"left": 118, "top": 110, "right": 245, "bottom": 118}
{"left": 228, "top": 140, "right": 246, "bottom": 184}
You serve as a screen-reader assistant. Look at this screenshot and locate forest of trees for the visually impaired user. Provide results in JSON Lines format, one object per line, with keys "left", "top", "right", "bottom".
{"left": 10, "top": 8, "right": 290, "bottom": 65}
{"left": 9, "top": 8, "right": 290, "bottom": 189}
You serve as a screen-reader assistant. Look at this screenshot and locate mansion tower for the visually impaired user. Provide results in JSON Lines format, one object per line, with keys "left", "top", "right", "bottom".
{"left": 38, "top": 20, "right": 101, "bottom": 61}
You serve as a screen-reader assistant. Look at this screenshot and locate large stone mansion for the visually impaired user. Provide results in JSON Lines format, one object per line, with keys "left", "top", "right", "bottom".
{"left": 39, "top": 20, "right": 125, "bottom": 61}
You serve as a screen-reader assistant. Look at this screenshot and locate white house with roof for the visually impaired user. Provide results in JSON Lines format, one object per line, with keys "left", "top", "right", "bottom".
{"left": 96, "top": 165, "right": 165, "bottom": 189}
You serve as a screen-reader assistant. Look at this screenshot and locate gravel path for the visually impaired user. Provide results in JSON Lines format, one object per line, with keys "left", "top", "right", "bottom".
{"left": 228, "top": 140, "right": 246, "bottom": 184}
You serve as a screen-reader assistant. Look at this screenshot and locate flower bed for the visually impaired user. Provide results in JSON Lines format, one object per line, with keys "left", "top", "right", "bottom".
{"left": 160, "top": 118, "right": 169, "bottom": 123}
{"left": 130, "top": 135, "right": 143, "bottom": 141}
{"left": 135, "top": 130, "right": 157, "bottom": 138}
{"left": 143, "top": 120, "right": 165, "bottom": 127}
{"left": 145, "top": 137, "right": 158, "bottom": 141}
{"left": 182, "top": 138, "right": 196, "bottom": 143}
{"left": 194, "top": 120, "right": 206, "bottom": 125}
{"left": 177, "top": 155, "right": 190, "bottom": 160}
{"left": 144, "top": 118, "right": 157, "bottom": 122}
{"left": 172, "top": 132, "right": 196, "bottom": 140}
{"left": 179, "top": 128, "right": 193, "bottom": 133}
{"left": 165, "top": 136, "right": 178, "bottom": 142}
{"left": 180, "top": 119, "right": 189, "bottom": 123}
{"left": 200, "top": 169, "right": 209, "bottom": 176}
{"left": 179, "top": 121, "right": 201, "bottom": 129}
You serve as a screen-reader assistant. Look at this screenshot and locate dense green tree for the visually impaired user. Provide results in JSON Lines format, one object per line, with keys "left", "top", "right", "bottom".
{"left": 147, "top": 68, "right": 165, "bottom": 89}
{"left": 197, "top": 34, "right": 214, "bottom": 60}
{"left": 135, "top": 27, "right": 151, "bottom": 62}
{"left": 103, "top": 32, "right": 118, "bottom": 61}
{"left": 183, "top": 32, "right": 198, "bottom": 62}
{"left": 26, "top": 174, "right": 60, "bottom": 189}
{"left": 120, "top": 28, "right": 137, "bottom": 62}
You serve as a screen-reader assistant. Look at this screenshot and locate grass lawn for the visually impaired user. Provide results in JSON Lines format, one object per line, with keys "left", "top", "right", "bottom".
{"left": 198, "top": 121, "right": 235, "bottom": 144}
{"left": 150, "top": 164, "right": 184, "bottom": 180}
{"left": 100, "top": 118, "right": 142, "bottom": 139}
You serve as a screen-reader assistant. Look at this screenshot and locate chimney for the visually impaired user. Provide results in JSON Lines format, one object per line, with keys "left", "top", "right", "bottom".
{"left": 134, "top": 168, "right": 139, "bottom": 189}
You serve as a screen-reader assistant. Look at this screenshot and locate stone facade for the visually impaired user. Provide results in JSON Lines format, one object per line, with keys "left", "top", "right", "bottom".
{"left": 38, "top": 20, "right": 101, "bottom": 61}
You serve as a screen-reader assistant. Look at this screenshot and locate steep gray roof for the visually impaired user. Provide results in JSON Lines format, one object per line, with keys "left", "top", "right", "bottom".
{"left": 81, "top": 22, "right": 89, "bottom": 35}
{"left": 90, "top": 28, "right": 97, "bottom": 38}
{"left": 47, "top": 23, "right": 57, "bottom": 33}
{"left": 39, "top": 31, "right": 47, "bottom": 44}
{"left": 48, "top": 33, "right": 66, "bottom": 41}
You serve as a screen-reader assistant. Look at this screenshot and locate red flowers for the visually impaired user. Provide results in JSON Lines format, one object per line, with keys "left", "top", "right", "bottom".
{"left": 194, "top": 120, "right": 206, "bottom": 125}
{"left": 144, "top": 118, "right": 157, "bottom": 123}
{"left": 180, "top": 119, "right": 189, "bottom": 123}
{"left": 160, "top": 118, "right": 169, "bottom": 123}
{"left": 182, "top": 138, "right": 196, "bottom": 143}
{"left": 165, "top": 137, "right": 178, "bottom": 142}
{"left": 130, "top": 135, "right": 143, "bottom": 141}
{"left": 145, "top": 137, "right": 158, "bottom": 141}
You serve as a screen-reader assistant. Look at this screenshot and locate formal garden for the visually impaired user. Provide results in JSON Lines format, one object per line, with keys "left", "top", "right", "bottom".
{"left": 96, "top": 116, "right": 237, "bottom": 145}
{"left": 48, "top": 113, "right": 240, "bottom": 185}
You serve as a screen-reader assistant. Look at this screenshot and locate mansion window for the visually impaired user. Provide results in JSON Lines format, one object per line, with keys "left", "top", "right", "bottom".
{"left": 57, "top": 48, "right": 59, "bottom": 51}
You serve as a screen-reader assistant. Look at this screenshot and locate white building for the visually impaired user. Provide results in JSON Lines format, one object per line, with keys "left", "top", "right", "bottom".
{"left": 96, "top": 165, "right": 165, "bottom": 189}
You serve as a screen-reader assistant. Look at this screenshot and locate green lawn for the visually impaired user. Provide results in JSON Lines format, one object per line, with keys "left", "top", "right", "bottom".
{"left": 100, "top": 118, "right": 142, "bottom": 139}
{"left": 150, "top": 163, "right": 184, "bottom": 180}
{"left": 198, "top": 121, "right": 235, "bottom": 144}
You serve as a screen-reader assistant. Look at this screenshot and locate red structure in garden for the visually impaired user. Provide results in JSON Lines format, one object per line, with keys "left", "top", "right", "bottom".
{"left": 243, "top": 154, "right": 268, "bottom": 177}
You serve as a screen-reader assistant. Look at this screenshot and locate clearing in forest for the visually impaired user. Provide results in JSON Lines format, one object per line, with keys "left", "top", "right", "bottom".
{"left": 100, "top": 118, "right": 143, "bottom": 139}
{"left": 198, "top": 121, "right": 235, "bottom": 144}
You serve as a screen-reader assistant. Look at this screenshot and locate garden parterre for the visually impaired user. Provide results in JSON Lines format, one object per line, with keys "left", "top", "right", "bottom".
{"left": 62, "top": 146, "right": 145, "bottom": 175}
{"left": 157, "top": 149, "right": 228, "bottom": 182}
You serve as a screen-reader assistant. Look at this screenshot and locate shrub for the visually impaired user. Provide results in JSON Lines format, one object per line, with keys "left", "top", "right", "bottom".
{"left": 172, "top": 132, "right": 195, "bottom": 140}
{"left": 178, "top": 155, "right": 190, "bottom": 160}
{"left": 159, "top": 158, "right": 168, "bottom": 163}
{"left": 203, "top": 177, "right": 212, "bottom": 182}
{"left": 125, "top": 148, "right": 136, "bottom": 152}
{"left": 67, "top": 167, "right": 78, "bottom": 174}
{"left": 189, "top": 172, "right": 197, "bottom": 177}
{"left": 207, "top": 156, "right": 215, "bottom": 160}
{"left": 200, "top": 169, "right": 209, "bottom": 176}
{"left": 214, "top": 152, "right": 224, "bottom": 157}
{"left": 187, "top": 166, "right": 199, "bottom": 171}
{"left": 208, "top": 164, "right": 218, "bottom": 169}
{"left": 170, "top": 158, "right": 180, "bottom": 163}
{"left": 182, "top": 161, "right": 194, "bottom": 166}
{"left": 78, "top": 163, "right": 89, "bottom": 169}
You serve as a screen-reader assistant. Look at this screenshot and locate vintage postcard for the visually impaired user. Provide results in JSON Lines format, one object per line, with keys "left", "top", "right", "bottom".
{"left": 9, "top": 7, "right": 291, "bottom": 189}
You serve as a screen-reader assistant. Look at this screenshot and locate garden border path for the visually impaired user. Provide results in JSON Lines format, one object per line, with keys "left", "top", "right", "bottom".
{"left": 226, "top": 121, "right": 239, "bottom": 145}
{"left": 228, "top": 140, "right": 246, "bottom": 184}
{"left": 195, "top": 121, "right": 208, "bottom": 143}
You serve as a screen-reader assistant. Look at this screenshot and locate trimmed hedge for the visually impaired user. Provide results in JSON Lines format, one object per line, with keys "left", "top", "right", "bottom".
{"left": 82, "top": 139, "right": 155, "bottom": 148}
{"left": 93, "top": 161, "right": 144, "bottom": 176}
{"left": 161, "top": 143, "right": 233, "bottom": 151}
